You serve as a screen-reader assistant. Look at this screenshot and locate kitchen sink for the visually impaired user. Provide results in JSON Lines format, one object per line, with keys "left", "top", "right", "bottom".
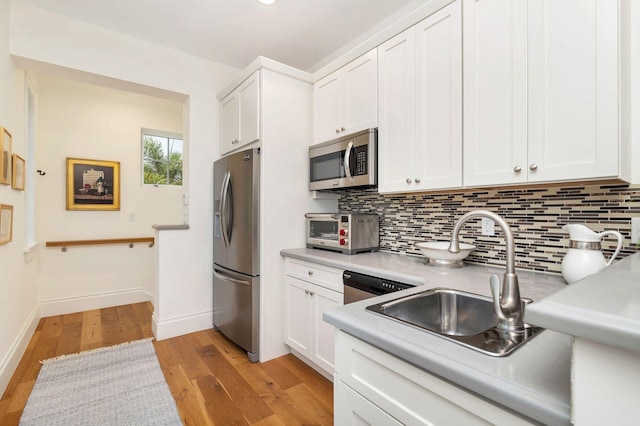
{"left": 366, "top": 288, "right": 543, "bottom": 356}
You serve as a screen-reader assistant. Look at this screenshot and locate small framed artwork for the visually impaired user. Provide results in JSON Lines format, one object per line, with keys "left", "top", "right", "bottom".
{"left": 0, "top": 127, "right": 11, "bottom": 185}
{"left": 12, "top": 154, "right": 25, "bottom": 191}
{"left": 0, "top": 204, "right": 13, "bottom": 245}
{"left": 66, "top": 157, "right": 120, "bottom": 211}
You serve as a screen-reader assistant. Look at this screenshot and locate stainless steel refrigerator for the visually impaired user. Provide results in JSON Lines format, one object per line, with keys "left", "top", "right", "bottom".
{"left": 213, "top": 148, "right": 260, "bottom": 362}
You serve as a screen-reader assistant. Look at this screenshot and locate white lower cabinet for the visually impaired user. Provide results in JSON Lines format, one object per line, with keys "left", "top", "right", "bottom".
{"left": 335, "top": 331, "right": 534, "bottom": 426}
{"left": 284, "top": 258, "right": 343, "bottom": 376}
{"left": 335, "top": 380, "right": 403, "bottom": 426}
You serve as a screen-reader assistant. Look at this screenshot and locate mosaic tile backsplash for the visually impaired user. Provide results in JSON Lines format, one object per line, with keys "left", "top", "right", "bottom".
{"left": 338, "top": 183, "right": 640, "bottom": 275}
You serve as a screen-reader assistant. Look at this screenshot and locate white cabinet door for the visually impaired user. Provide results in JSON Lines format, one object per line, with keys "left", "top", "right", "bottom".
{"left": 311, "top": 284, "right": 341, "bottom": 374}
{"left": 284, "top": 276, "right": 312, "bottom": 355}
{"left": 221, "top": 92, "right": 239, "bottom": 154}
{"left": 314, "top": 71, "right": 342, "bottom": 143}
{"left": 284, "top": 270, "right": 342, "bottom": 376}
{"left": 313, "top": 49, "right": 378, "bottom": 144}
{"left": 238, "top": 71, "right": 260, "bottom": 148}
{"left": 220, "top": 71, "right": 260, "bottom": 154}
{"left": 378, "top": 28, "right": 415, "bottom": 193}
{"left": 464, "top": 0, "right": 620, "bottom": 186}
{"left": 463, "top": 0, "right": 528, "bottom": 186}
{"left": 527, "top": 0, "right": 619, "bottom": 182}
{"left": 342, "top": 49, "right": 378, "bottom": 136}
{"left": 414, "top": 0, "right": 462, "bottom": 190}
{"left": 378, "top": 0, "right": 462, "bottom": 193}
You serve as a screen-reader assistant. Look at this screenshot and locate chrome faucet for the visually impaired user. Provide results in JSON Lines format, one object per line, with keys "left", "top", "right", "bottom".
{"left": 448, "top": 210, "right": 525, "bottom": 333}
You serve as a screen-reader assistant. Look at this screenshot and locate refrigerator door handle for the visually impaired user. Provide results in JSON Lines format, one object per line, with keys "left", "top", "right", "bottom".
{"left": 214, "top": 268, "right": 251, "bottom": 286}
{"left": 220, "top": 172, "right": 232, "bottom": 247}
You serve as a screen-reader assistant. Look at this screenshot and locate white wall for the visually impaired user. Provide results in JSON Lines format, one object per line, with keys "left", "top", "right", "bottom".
{"left": 35, "top": 74, "right": 183, "bottom": 311}
{"left": 0, "top": 0, "right": 40, "bottom": 397}
{"left": 7, "top": 0, "right": 238, "bottom": 357}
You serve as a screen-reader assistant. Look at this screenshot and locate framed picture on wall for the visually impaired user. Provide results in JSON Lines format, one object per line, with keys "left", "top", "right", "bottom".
{"left": 0, "top": 204, "right": 13, "bottom": 245}
{"left": 66, "top": 157, "right": 120, "bottom": 211}
{"left": 0, "top": 127, "right": 12, "bottom": 185}
{"left": 12, "top": 154, "right": 25, "bottom": 191}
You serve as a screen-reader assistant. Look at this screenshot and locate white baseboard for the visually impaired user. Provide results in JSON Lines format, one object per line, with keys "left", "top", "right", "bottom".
{"left": 152, "top": 310, "right": 213, "bottom": 341}
{"left": 39, "top": 288, "right": 152, "bottom": 317}
{"left": 0, "top": 304, "right": 40, "bottom": 396}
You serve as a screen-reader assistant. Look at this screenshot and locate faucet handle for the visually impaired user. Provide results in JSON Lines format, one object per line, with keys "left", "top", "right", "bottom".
{"left": 489, "top": 275, "right": 508, "bottom": 321}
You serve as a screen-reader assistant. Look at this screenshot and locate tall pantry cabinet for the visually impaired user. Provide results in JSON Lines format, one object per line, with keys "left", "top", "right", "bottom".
{"left": 217, "top": 63, "right": 337, "bottom": 362}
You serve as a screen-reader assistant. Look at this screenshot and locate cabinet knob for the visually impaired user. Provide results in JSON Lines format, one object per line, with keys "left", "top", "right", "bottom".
{"left": 514, "top": 166, "right": 522, "bottom": 173}
{"left": 232, "top": 139, "right": 239, "bottom": 145}
{"left": 335, "top": 129, "right": 340, "bottom": 133}
{"left": 309, "top": 291, "right": 315, "bottom": 296}
{"left": 406, "top": 178, "right": 412, "bottom": 184}
{"left": 305, "top": 290, "right": 310, "bottom": 295}
{"left": 308, "top": 271, "right": 313, "bottom": 276}
{"left": 529, "top": 164, "right": 538, "bottom": 171}
{"left": 340, "top": 127, "right": 345, "bottom": 132}
{"left": 415, "top": 178, "right": 421, "bottom": 183}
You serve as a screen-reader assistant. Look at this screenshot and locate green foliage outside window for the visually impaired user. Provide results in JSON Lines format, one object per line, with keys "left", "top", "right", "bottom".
{"left": 143, "top": 133, "right": 183, "bottom": 186}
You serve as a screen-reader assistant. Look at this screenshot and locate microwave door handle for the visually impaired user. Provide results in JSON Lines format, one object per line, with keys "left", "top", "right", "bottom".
{"left": 343, "top": 141, "right": 354, "bottom": 180}
{"left": 220, "top": 172, "right": 231, "bottom": 248}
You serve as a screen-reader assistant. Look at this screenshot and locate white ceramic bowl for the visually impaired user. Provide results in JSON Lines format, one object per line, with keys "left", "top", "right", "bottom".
{"left": 415, "top": 241, "right": 476, "bottom": 267}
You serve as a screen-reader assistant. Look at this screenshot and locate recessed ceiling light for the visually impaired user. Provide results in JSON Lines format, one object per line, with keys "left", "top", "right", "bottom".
{"left": 257, "top": 0, "right": 277, "bottom": 5}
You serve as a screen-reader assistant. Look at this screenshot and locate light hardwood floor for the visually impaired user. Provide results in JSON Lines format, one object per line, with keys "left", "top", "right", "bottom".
{"left": 0, "top": 302, "right": 334, "bottom": 425}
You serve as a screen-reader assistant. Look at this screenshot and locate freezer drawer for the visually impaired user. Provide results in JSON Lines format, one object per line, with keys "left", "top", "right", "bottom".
{"left": 213, "top": 265, "right": 260, "bottom": 362}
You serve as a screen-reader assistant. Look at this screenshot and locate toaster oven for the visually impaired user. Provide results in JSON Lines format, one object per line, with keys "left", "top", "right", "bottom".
{"left": 305, "top": 213, "right": 379, "bottom": 255}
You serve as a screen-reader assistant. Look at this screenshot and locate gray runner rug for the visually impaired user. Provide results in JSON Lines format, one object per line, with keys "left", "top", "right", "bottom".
{"left": 20, "top": 338, "right": 182, "bottom": 426}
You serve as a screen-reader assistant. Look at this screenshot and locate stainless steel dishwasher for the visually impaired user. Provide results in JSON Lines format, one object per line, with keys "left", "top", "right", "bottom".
{"left": 343, "top": 270, "right": 415, "bottom": 304}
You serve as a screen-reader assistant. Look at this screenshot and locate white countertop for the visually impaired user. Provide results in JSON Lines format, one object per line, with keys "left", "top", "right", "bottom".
{"left": 281, "top": 248, "right": 571, "bottom": 425}
{"left": 526, "top": 251, "right": 640, "bottom": 353}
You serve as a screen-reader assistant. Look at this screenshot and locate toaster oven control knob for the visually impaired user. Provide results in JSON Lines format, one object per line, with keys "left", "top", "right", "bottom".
{"left": 339, "top": 238, "right": 348, "bottom": 246}
{"left": 339, "top": 229, "right": 347, "bottom": 236}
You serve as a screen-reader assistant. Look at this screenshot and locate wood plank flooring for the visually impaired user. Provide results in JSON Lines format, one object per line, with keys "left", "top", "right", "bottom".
{"left": 0, "top": 302, "right": 333, "bottom": 425}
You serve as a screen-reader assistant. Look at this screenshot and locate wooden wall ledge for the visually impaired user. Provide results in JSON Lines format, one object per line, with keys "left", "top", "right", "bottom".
{"left": 46, "top": 237, "right": 155, "bottom": 252}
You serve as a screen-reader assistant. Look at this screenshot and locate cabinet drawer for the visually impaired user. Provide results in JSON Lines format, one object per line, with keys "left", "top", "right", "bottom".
{"left": 335, "top": 380, "right": 402, "bottom": 426}
{"left": 335, "top": 331, "right": 534, "bottom": 426}
{"left": 285, "top": 258, "right": 343, "bottom": 293}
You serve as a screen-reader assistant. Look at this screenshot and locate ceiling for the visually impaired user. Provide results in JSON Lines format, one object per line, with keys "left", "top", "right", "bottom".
{"left": 18, "top": 0, "right": 418, "bottom": 72}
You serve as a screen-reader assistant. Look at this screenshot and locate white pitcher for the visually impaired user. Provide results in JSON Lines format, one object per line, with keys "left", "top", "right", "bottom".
{"left": 561, "top": 224, "right": 623, "bottom": 284}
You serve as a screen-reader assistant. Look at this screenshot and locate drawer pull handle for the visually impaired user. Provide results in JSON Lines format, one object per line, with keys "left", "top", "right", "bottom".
{"left": 309, "top": 291, "right": 315, "bottom": 296}
{"left": 308, "top": 271, "right": 314, "bottom": 276}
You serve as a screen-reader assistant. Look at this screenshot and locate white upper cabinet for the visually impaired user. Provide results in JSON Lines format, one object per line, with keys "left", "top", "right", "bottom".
{"left": 221, "top": 71, "right": 260, "bottom": 154}
{"left": 462, "top": 0, "right": 528, "bottom": 186}
{"left": 464, "top": 0, "right": 620, "bottom": 186}
{"left": 527, "top": 0, "right": 619, "bottom": 182}
{"left": 378, "top": 0, "right": 462, "bottom": 193}
{"left": 313, "top": 49, "right": 378, "bottom": 143}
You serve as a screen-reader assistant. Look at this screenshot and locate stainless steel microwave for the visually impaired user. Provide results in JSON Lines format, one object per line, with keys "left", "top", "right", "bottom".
{"left": 305, "top": 213, "right": 379, "bottom": 255}
{"left": 309, "top": 128, "right": 377, "bottom": 191}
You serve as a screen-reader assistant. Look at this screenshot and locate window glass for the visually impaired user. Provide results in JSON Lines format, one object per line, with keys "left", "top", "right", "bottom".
{"left": 142, "top": 130, "right": 183, "bottom": 186}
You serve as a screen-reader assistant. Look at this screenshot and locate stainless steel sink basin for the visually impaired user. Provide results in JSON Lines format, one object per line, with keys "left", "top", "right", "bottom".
{"left": 366, "top": 288, "right": 543, "bottom": 356}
